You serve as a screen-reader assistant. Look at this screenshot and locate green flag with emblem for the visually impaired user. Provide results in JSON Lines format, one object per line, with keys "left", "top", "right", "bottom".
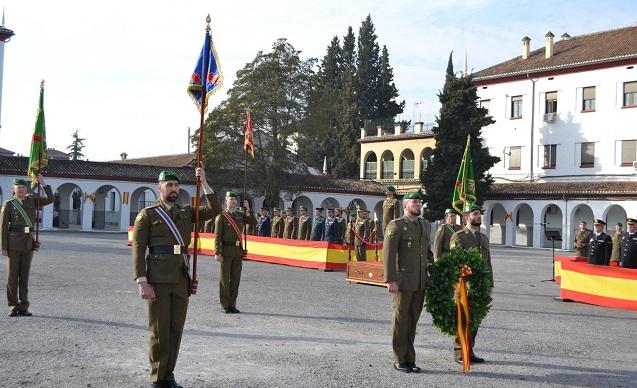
{"left": 451, "top": 134, "right": 476, "bottom": 213}
{"left": 28, "top": 81, "right": 48, "bottom": 188}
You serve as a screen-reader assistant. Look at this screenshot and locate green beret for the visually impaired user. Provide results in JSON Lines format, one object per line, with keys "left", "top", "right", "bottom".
{"left": 616, "top": 222, "right": 623, "bottom": 227}
{"left": 467, "top": 204, "right": 483, "bottom": 213}
{"left": 225, "top": 191, "right": 237, "bottom": 198}
{"left": 13, "top": 178, "right": 28, "bottom": 186}
{"left": 384, "top": 185, "right": 396, "bottom": 193}
{"left": 158, "top": 170, "right": 180, "bottom": 182}
{"left": 349, "top": 211, "right": 356, "bottom": 217}
{"left": 444, "top": 208, "right": 456, "bottom": 215}
{"left": 273, "top": 207, "right": 281, "bottom": 211}
{"left": 593, "top": 218, "right": 606, "bottom": 226}
{"left": 579, "top": 220, "right": 587, "bottom": 225}
{"left": 403, "top": 192, "right": 422, "bottom": 200}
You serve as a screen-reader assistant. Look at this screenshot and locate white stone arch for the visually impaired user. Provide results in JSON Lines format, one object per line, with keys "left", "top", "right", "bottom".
{"left": 380, "top": 150, "right": 395, "bottom": 179}
{"left": 363, "top": 151, "right": 378, "bottom": 180}
{"left": 603, "top": 204, "right": 627, "bottom": 230}
{"left": 399, "top": 148, "right": 415, "bottom": 179}
{"left": 541, "top": 203, "right": 564, "bottom": 248}
{"left": 513, "top": 203, "right": 534, "bottom": 247}
{"left": 54, "top": 183, "right": 84, "bottom": 229}
{"left": 420, "top": 147, "right": 434, "bottom": 177}
{"left": 373, "top": 200, "right": 385, "bottom": 237}
{"left": 292, "top": 195, "right": 313, "bottom": 215}
{"left": 93, "top": 184, "right": 122, "bottom": 230}
{"left": 176, "top": 189, "right": 191, "bottom": 206}
{"left": 321, "top": 197, "right": 340, "bottom": 210}
{"left": 570, "top": 203, "right": 594, "bottom": 235}
{"left": 488, "top": 203, "right": 507, "bottom": 245}
{"left": 130, "top": 187, "right": 158, "bottom": 225}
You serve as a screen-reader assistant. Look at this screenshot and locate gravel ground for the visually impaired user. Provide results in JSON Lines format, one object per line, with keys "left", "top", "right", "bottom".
{"left": 0, "top": 231, "right": 636, "bottom": 388}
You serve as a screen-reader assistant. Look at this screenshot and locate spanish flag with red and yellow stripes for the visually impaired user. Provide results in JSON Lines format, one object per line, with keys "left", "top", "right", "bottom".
{"left": 244, "top": 110, "right": 254, "bottom": 158}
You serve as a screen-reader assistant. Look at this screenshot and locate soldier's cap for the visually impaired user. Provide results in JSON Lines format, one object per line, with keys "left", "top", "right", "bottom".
{"left": 350, "top": 211, "right": 356, "bottom": 217}
{"left": 356, "top": 205, "right": 365, "bottom": 211}
{"left": 466, "top": 204, "right": 484, "bottom": 214}
{"left": 260, "top": 207, "right": 268, "bottom": 211}
{"left": 616, "top": 222, "right": 623, "bottom": 227}
{"left": 444, "top": 208, "right": 457, "bottom": 215}
{"left": 327, "top": 208, "right": 334, "bottom": 211}
{"left": 335, "top": 208, "right": 342, "bottom": 212}
{"left": 286, "top": 207, "right": 293, "bottom": 211}
{"left": 593, "top": 218, "right": 606, "bottom": 226}
{"left": 403, "top": 191, "right": 422, "bottom": 200}
{"left": 315, "top": 207, "right": 324, "bottom": 211}
{"left": 384, "top": 185, "right": 396, "bottom": 193}
{"left": 13, "top": 178, "right": 28, "bottom": 186}
{"left": 626, "top": 218, "right": 637, "bottom": 225}
{"left": 225, "top": 191, "right": 237, "bottom": 198}
{"left": 158, "top": 170, "right": 180, "bottom": 182}
{"left": 273, "top": 207, "right": 281, "bottom": 211}
{"left": 299, "top": 206, "right": 307, "bottom": 211}
{"left": 579, "top": 220, "right": 587, "bottom": 225}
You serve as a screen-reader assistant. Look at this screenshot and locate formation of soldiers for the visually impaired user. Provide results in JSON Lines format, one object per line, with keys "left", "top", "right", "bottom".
{"left": 573, "top": 218, "right": 637, "bottom": 268}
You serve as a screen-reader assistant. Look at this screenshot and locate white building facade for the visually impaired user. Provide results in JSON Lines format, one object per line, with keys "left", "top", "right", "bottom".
{"left": 475, "top": 27, "right": 637, "bottom": 249}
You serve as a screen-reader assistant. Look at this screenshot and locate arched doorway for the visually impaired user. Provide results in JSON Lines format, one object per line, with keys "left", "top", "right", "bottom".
{"left": 176, "top": 189, "right": 191, "bottom": 206}
{"left": 420, "top": 147, "right": 434, "bottom": 179}
{"left": 54, "top": 183, "right": 83, "bottom": 229}
{"left": 347, "top": 199, "right": 366, "bottom": 215}
{"left": 399, "top": 149, "right": 415, "bottom": 179}
{"left": 571, "top": 204, "right": 594, "bottom": 234}
{"left": 130, "top": 187, "right": 157, "bottom": 225}
{"left": 541, "top": 204, "right": 563, "bottom": 248}
{"left": 292, "top": 195, "right": 313, "bottom": 215}
{"left": 489, "top": 203, "right": 507, "bottom": 245}
{"left": 380, "top": 150, "right": 394, "bottom": 179}
{"left": 604, "top": 204, "right": 627, "bottom": 230}
{"left": 513, "top": 204, "right": 534, "bottom": 247}
{"left": 374, "top": 200, "right": 384, "bottom": 237}
{"left": 321, "top": 197, "right": 340, "bottom": 210}
{"left": 93, "top": 185, "right": 121, "bottom": 230}
{"left": 364, "top": 151, "right": 377, "bottom": 180}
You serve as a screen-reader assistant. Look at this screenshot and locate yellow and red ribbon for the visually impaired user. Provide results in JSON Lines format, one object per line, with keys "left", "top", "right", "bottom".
{"left": 456, "top": 265, "right": 473, "bottom": 372}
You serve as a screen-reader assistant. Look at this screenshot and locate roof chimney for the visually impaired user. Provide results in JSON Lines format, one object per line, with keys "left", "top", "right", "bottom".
{"left": 545, "top": 31, "right": 554, "bottom": 59}
{"left": 522, "top": 36, "right": 531, "bottom": 59}
{"left": 561, "top": 33, "right": 571, "bottom": 41}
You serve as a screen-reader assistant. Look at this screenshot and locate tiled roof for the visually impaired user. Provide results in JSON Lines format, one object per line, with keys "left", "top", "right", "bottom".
{"left": 110, "top": 153, "right": 196, "bottom": 167}
{"left": 359, "top": 131, "right": 435, "bottom": 143}
{"left": 47, "top": 148, "right": 70, "bottom": 159}
{"left": 474, "top": 26, "right": 637, "bottom": 82}
{"left": 0, "top": 155, "right": 384, "bottom": 195}
{"left": 487, "top": 181, "right": 637, "bottom": 200}
{"left": 0, "top": 147, "right": 15, "bottom": 156}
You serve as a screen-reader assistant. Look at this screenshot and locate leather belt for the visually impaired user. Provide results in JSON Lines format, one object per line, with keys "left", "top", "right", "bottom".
{"left": 222, "top": 241, "right": 241, "bottom": 247}
{"left": 9, "top": 225, "right": 30, "bottom": 233}
{"left": 149, "top": 245, "right": 187, "bottom": 254}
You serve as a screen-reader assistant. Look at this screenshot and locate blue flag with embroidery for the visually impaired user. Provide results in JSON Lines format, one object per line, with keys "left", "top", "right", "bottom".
{"left": 187, "top": 31, "right": 223, "bottom": 113}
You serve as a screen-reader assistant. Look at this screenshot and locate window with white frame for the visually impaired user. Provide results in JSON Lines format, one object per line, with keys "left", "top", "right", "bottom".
{"left": 508, "top": 146, "right": 521, "bottom": 170}
{"left": 624, "top": 81, "right": 637, "bottom": 107}
{"left": 621, "top": 140, "right": 637, "bottom": 166}
{"left": 479, "top": 99, "right": 491, "bottom": 116}
{"left": 580, "top": 142, "right": 595, "bottom": 167}
{"left": 545, "top": 91, "right": 557, "bottom": 114}
{"left": 543, "top": 144, "right": 557, "bottom": 168}
{"left": 511, "top": 96, "right": 523, "bottom": 118}
{"left": 582, "top": 86, "right": 596, "bottom": 111}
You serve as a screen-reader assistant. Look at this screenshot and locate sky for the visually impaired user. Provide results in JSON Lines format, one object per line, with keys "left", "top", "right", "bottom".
{"left": 0, "top": 0, "right": 635, "bottom": 161}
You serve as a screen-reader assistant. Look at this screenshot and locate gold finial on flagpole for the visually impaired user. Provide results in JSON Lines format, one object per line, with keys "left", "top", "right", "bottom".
{"left": 205, "top": 14, "right": 211, "bottom": 32}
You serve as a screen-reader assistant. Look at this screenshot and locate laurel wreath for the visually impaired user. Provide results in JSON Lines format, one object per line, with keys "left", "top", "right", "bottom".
{"left": 425, "top": 247, "right": 492, "bottom": 336}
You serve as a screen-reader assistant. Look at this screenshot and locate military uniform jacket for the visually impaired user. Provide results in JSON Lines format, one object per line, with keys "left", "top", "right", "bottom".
{"left": 1, "top": 186, "right": 55, "bottom": 252}
{"left": 257, "top": 215, "right": 271, "bottom": 237}
{"left": 382, "top": 215, "right": 433, "bottom": 291}
{"left": 433, "top": 223, "right": 462, "bottom": 259}
{"left": 244, "top": 210, "right": 258, "bottom": 236}
{"left": 450, "top": 227, "right": 494, "bottom": 287}
{"left": 310, "top": 216, "right": 325, "bottom": 241}
{"left": 324, "top": 216, "right": 339, "bottom": 242}
{"left": 382, "top": 197, "right": 400, "bottom": 233}
{"left": 610, "top": 232, "right": 622, "bottom": 262}
{"left": 282, "top": 216, "right": 298, "bottom": 239}
{"left": 214, "top": 208, "right": 250, "bottom": 258}
{"left": 620, "top": 231, "right": 637, "bottom": 269}
{"left": 574, "top": 229, "right": 593, "bottom": 257}
{"left": 297, "top": 215, "right": 311, "bottom": 240}
{"left": 336, "top": 217, "right": 346, "bottom": 243}
{"left": 271, "top": 216, "right": 283, "bottom": 238}
{"left": 588, "top": 232, "right": 612, "bottom": 266}
{"left": 354, "top": 218, "right": 371, "bottom": 246}
{"left": 133, "top": 195, "right": 220, "bottom": 284}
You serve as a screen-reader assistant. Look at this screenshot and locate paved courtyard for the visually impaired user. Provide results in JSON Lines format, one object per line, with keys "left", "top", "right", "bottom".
{"left": 0, "top": 231, "right": 636, "bottom": 387}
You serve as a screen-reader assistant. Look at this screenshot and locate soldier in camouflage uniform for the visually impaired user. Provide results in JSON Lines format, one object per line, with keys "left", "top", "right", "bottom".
{"left": 270, "top": 208, "right": 283, "bottom": 238}
{"left": 282, "top": 207, "right": 298, "bottom": 239}
{"left": 433, "top": 209, "right": 462, "bottom": 260}
{"left": 610, "top": 222, "right": 623, "bottom": 264}
{"left": 574, "top": 221, "right": 593, "bottom": 257}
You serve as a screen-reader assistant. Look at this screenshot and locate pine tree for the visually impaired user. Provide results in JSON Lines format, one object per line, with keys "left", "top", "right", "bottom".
{"left": 355, "top": 14, "right": 381, "bottom": 124}
{"left": 377, "top": 45, "right": 405, "bottom": 119}
{"left": 67, "top": 129, "right": 86, "bottom": 160}
{"left": 422, "top": 52, "right": 500, "bottom": 221}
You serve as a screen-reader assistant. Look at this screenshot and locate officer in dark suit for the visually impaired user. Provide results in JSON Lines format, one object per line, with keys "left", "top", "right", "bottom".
{"left": 450, "top": 204, "right": 493, "bottom": 365}
{"left": 620, "top": 218, "right": 637, "bottom": 269}
{"left": 335, "top": 208, "right": 346, "bottom": 244}
{"left": 132, "top": 168, "right": 220, "bottom": 388}
{"left": 310, "top": 207, "right": 325, "bottom": 241}
{"left": 383, "top": 192, "right": 432, "bottom": 373}
{"left": 1, "top": 175, "right": 54, "bottom": 317}
{"left": 324, "top": 208, "right": 339, "bottom": 243}
{"left": 256, "top": 207, "right": 271, "bottom": 237}
{"left": 214, "top": 192, "right": 252, "bottom": 314}
{"left": 588, "top": 219, "right": 612, "bottom": 266}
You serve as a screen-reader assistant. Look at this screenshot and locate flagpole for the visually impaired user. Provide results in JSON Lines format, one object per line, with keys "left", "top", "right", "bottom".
{"left": 242, "top": 110, "right": 249, "bottom": 256}
{"left": 34, "top": 79, "right": 45, "bottom": 251}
